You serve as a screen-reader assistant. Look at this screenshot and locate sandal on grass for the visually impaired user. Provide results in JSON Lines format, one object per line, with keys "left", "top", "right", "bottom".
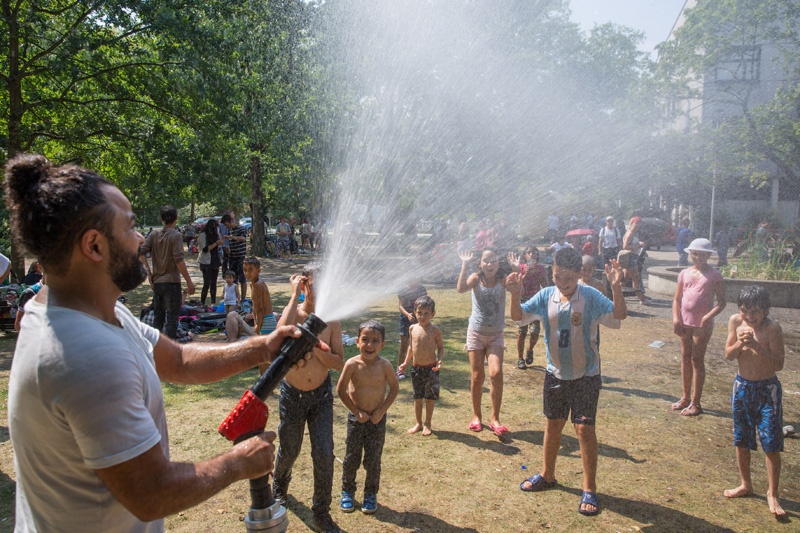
{"left": 468, "top": 421, "right": 482, "bottom": 432}
{"left": 517, "top": 359, "right": 527, "bottom": 370}
{"left": 489, "top": 423, "right": 508, "bottom": 436}
{"left": 519, "top": 473, "right": 557, "bottom": 492}
{"left": 525, "top": 350, "right": 533, "bottom": 366}
{"left": 578, "top": 491, "right": 600, "bottom": 516}
{"left": 681, "top": 402, "right": 703, "bottom": 416}
{"left": 671, "top": 398, "right": 690, "bottom": 411}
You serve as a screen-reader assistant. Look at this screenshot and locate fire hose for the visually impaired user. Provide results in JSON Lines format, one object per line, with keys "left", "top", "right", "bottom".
{"left": 218, "top": 313, "right": 327, "bottom": 532}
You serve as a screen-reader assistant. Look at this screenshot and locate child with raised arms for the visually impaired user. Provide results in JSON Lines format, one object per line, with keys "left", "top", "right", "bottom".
{"left": 457, "top": 247, "right": 508, "bottom": 436}
{"left": 396, "top": 279, "right": 427, "bottom": 380}
{"left": 671, "top": 238, "right": 726, "bottom": 416}
{"left": 273, "top": 264, "right": 345, "bottom": 533}
{"left": 337, "top": 320, "right": 399, "bottom": 515}
{"left": 398, "top": 296, "right": 444, "bottom": 436}
{"left": 508, "top": 247, "right": 627, "bottom": 516}
{"left": 724, "top": 285, "right": 786, "bottom": 519}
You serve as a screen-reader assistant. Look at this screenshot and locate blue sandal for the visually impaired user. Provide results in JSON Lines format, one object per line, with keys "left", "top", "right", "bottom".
{"left": 578, "top": 490, "right": 600, "bottom": 516}
{"left": 519, "top": 473, "right": 557, "bottom": 492}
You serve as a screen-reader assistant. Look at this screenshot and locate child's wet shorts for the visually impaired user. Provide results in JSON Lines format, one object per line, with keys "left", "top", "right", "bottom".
{"left": 518, "top": 320, "right": 541, "bottom": 336}
{"left": 260, "top": 313, "right": 277, "bottom": 335}
{"left": 399, "top": 314, "right": 413, "bottom": 337}
{"left": 543, "top": 372, "right": 601, "bottom": 425}
{"left": 411, "top": 364, "right": 440, "bottom": 400}
{"left": 465, "top": 327, "right": 504, "bottom": 351}
{"left": 732, "top": 374, "right": 783, "bottom": 453}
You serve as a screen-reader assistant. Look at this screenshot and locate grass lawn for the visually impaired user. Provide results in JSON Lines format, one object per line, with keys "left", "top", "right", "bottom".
{"left": 1, "top": 254, "right": 798, "bottom": 532}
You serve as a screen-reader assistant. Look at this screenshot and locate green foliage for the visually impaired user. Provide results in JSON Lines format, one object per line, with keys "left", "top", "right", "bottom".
{"left": 655, "top": 0, "right": 800, "bottom": 195}
{"left": 722, "top": 237, "right": 800, "bottom": 281}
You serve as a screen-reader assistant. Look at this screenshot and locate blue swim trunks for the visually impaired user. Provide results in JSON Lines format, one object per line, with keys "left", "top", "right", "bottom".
{"left": 732, "top": 375, "right": 783, "bottom": 453}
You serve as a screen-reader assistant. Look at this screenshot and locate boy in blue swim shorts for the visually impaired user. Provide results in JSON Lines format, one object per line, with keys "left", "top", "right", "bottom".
{"left": 724, "top": 285, "right": 786, "bottom": 519}
{"left": 507, "top": 247, "right": 627, "bottom": 517}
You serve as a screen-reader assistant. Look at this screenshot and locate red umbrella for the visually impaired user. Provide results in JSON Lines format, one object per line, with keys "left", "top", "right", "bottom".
{"left": 565, "top": 228, "right": 597, "bottom": 237}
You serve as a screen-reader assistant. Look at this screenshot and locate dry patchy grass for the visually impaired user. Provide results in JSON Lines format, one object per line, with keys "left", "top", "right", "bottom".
{"left": 1, "top": 255, "right": 799, "bottom": 532}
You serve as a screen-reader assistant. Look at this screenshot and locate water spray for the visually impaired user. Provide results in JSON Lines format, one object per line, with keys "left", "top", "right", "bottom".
{"left": 218, "top": 314, "right": 327, "bottom": 532}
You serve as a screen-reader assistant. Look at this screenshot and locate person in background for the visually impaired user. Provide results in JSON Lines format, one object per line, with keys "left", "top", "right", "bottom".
{"left": 723, "top": 285, "right": 786, "bottom": 519}
{"left": 671, "top": 238, "right": 726, "bottom": 417}
{"left": 598, "top": 216, "right": 621, "bottom": 266}
{"left": 196, "top": 218, "right": 222, "bottom": 306}
{"left": 0, "top": 252, "right": 11, "bottom": 284}
{"left": 140, "top": 205, "right": 196, "bottom": 339}
{"left": 676, "top": 218, "right": 692, "bottom": 267}
{"left": 23, "top": 261, "right": 43, "bottom": 285}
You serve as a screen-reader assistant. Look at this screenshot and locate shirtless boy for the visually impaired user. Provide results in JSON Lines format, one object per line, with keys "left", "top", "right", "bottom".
{"left": 273, "top": 264, "right": 345, "bottom": 533}
{"left": 579, "top": 255, "right": 609, "bottom": 296}
{"left": 398, "top": 296, "right": 444, "bottom": 436}
{"left": 337, "top": 320, "right": 399, "bottom": 515}
{"left": 723, "top": 285, "right": 786, "bottom": 519}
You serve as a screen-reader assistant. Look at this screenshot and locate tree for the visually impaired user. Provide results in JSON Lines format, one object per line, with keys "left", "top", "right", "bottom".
{"left": 655, "top": 0, "right": 800, "bottom": 209}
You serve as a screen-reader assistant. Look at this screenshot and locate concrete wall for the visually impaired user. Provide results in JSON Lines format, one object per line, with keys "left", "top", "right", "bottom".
{"left": 717, "top": 200, "right": 799, "bottom": 229}
{"left": 647, "top": 265, "right": 800, "bottom": 309}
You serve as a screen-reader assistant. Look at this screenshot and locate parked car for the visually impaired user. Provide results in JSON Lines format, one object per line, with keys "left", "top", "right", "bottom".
{"left": 193, "top": 216, "right": 212, "bottom": 231}
{"left": 239, "top": 217, "right": 252, "bottom": 231}
{"left": 639, "top": 217, "right": 672, "bottom": 250}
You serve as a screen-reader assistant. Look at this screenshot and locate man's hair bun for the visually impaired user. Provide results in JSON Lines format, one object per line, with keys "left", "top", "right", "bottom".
{"left": 3, "top": 153, "right": 51, "bottom": 203}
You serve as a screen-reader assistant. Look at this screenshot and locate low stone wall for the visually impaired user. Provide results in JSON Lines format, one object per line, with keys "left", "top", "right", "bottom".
{"left": 646, "top": 266, "right": 800, "bottom": 309}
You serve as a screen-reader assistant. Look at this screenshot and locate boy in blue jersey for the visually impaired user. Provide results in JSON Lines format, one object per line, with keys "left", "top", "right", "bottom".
{"left": 507, "top": 247, "right": 627, "bottom": 516}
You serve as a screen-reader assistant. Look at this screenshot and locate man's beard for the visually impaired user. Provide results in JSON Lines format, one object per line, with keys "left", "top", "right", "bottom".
{"left": 109, "top": 237, "right": 147, "bottom": 292}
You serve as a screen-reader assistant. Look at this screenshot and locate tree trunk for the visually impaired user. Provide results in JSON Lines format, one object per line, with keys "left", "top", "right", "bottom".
{"left": 249, "top": 155, "right": 266, "bottom": 257}
{"left": 5, "top": 5, "right": 26, "bottom": 282}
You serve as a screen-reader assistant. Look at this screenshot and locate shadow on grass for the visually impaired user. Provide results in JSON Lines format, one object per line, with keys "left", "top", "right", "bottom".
{"left": 512, "top": 430, "right": 645, "bottom": 464}
{"left": 556, "top": 485, "right": 796, "bottom": 530}
{"left": 375, "top": 504, "right": 480, "bottom": 532}
{"left": 603, "top": 384, "right": 732, "bottom": 419}
{"left": 434, "top": 430, "right": 521, "bottom": 456}
{"left": 285, "top": 495, "right": 479, "bottom": 532}
{"left": 0, "top": 425, "right": 8, "bottom": 444}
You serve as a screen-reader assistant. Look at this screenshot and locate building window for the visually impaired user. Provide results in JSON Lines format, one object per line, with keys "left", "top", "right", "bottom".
{"left": 715, "top": 46, "right": 761, "bottom": 82}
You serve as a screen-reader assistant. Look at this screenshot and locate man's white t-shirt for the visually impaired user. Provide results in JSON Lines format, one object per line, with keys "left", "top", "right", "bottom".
{"left": 9, "top": 299, "right": 166, "bottom": 532}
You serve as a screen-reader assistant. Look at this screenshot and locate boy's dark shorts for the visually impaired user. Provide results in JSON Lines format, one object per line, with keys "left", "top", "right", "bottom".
{"left": 543, "top": 372, "right": 601, "bottom": 425}
{"left": 518, "top": 320, "right": 541, "bottom": 336}
{"left": 732, "top": 375, "right": 783, "bottom": 453}
{"left": 411, "top": 365, "right": 440, "bottom": 400}
{"left": 399, "top": 314, "right": 413, "bottom": 337}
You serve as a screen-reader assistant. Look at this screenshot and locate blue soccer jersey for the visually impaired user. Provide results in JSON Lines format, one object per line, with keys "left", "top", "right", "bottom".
{"left": 519, "top": 285, "right": 619, "bottom": 380}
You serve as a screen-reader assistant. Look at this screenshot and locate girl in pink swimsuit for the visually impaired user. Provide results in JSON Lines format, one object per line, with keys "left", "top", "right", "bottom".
{"left": 671, "top": 238, "right": 727, "bottom": 416}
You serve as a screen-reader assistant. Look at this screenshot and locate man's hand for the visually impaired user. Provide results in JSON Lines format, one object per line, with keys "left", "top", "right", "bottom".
{"left": 261, "top": 325, "right": 330, "bottom": 368}
{"left": 356, "top": 410, "right": 369, "bottom": 423}
{"left": 369, "top": 411, "right": 384, "bottom": 425}
{"left": 232, "top": 431, "right": 277, "bottom": 480}
{"left": 186, "top": 280, "right": 196, "bottom": 296}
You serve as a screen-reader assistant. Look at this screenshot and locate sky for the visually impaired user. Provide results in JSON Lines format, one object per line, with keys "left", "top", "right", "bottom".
{"left": 569, "top": 0, "right": 687, "bottom": 54}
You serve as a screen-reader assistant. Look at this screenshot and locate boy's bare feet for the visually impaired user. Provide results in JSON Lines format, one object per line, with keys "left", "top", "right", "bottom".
{"left": 723, "top": 484, "right": 752, "bottom": 498}
{"left": 408, "top": 423, "right": 423, "bottom": 434}
{"left": 767, "top": 493, "right": 786, "bottom": 519}
{"left": 422, "top": 425, "right": 432, "bottom": 436}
